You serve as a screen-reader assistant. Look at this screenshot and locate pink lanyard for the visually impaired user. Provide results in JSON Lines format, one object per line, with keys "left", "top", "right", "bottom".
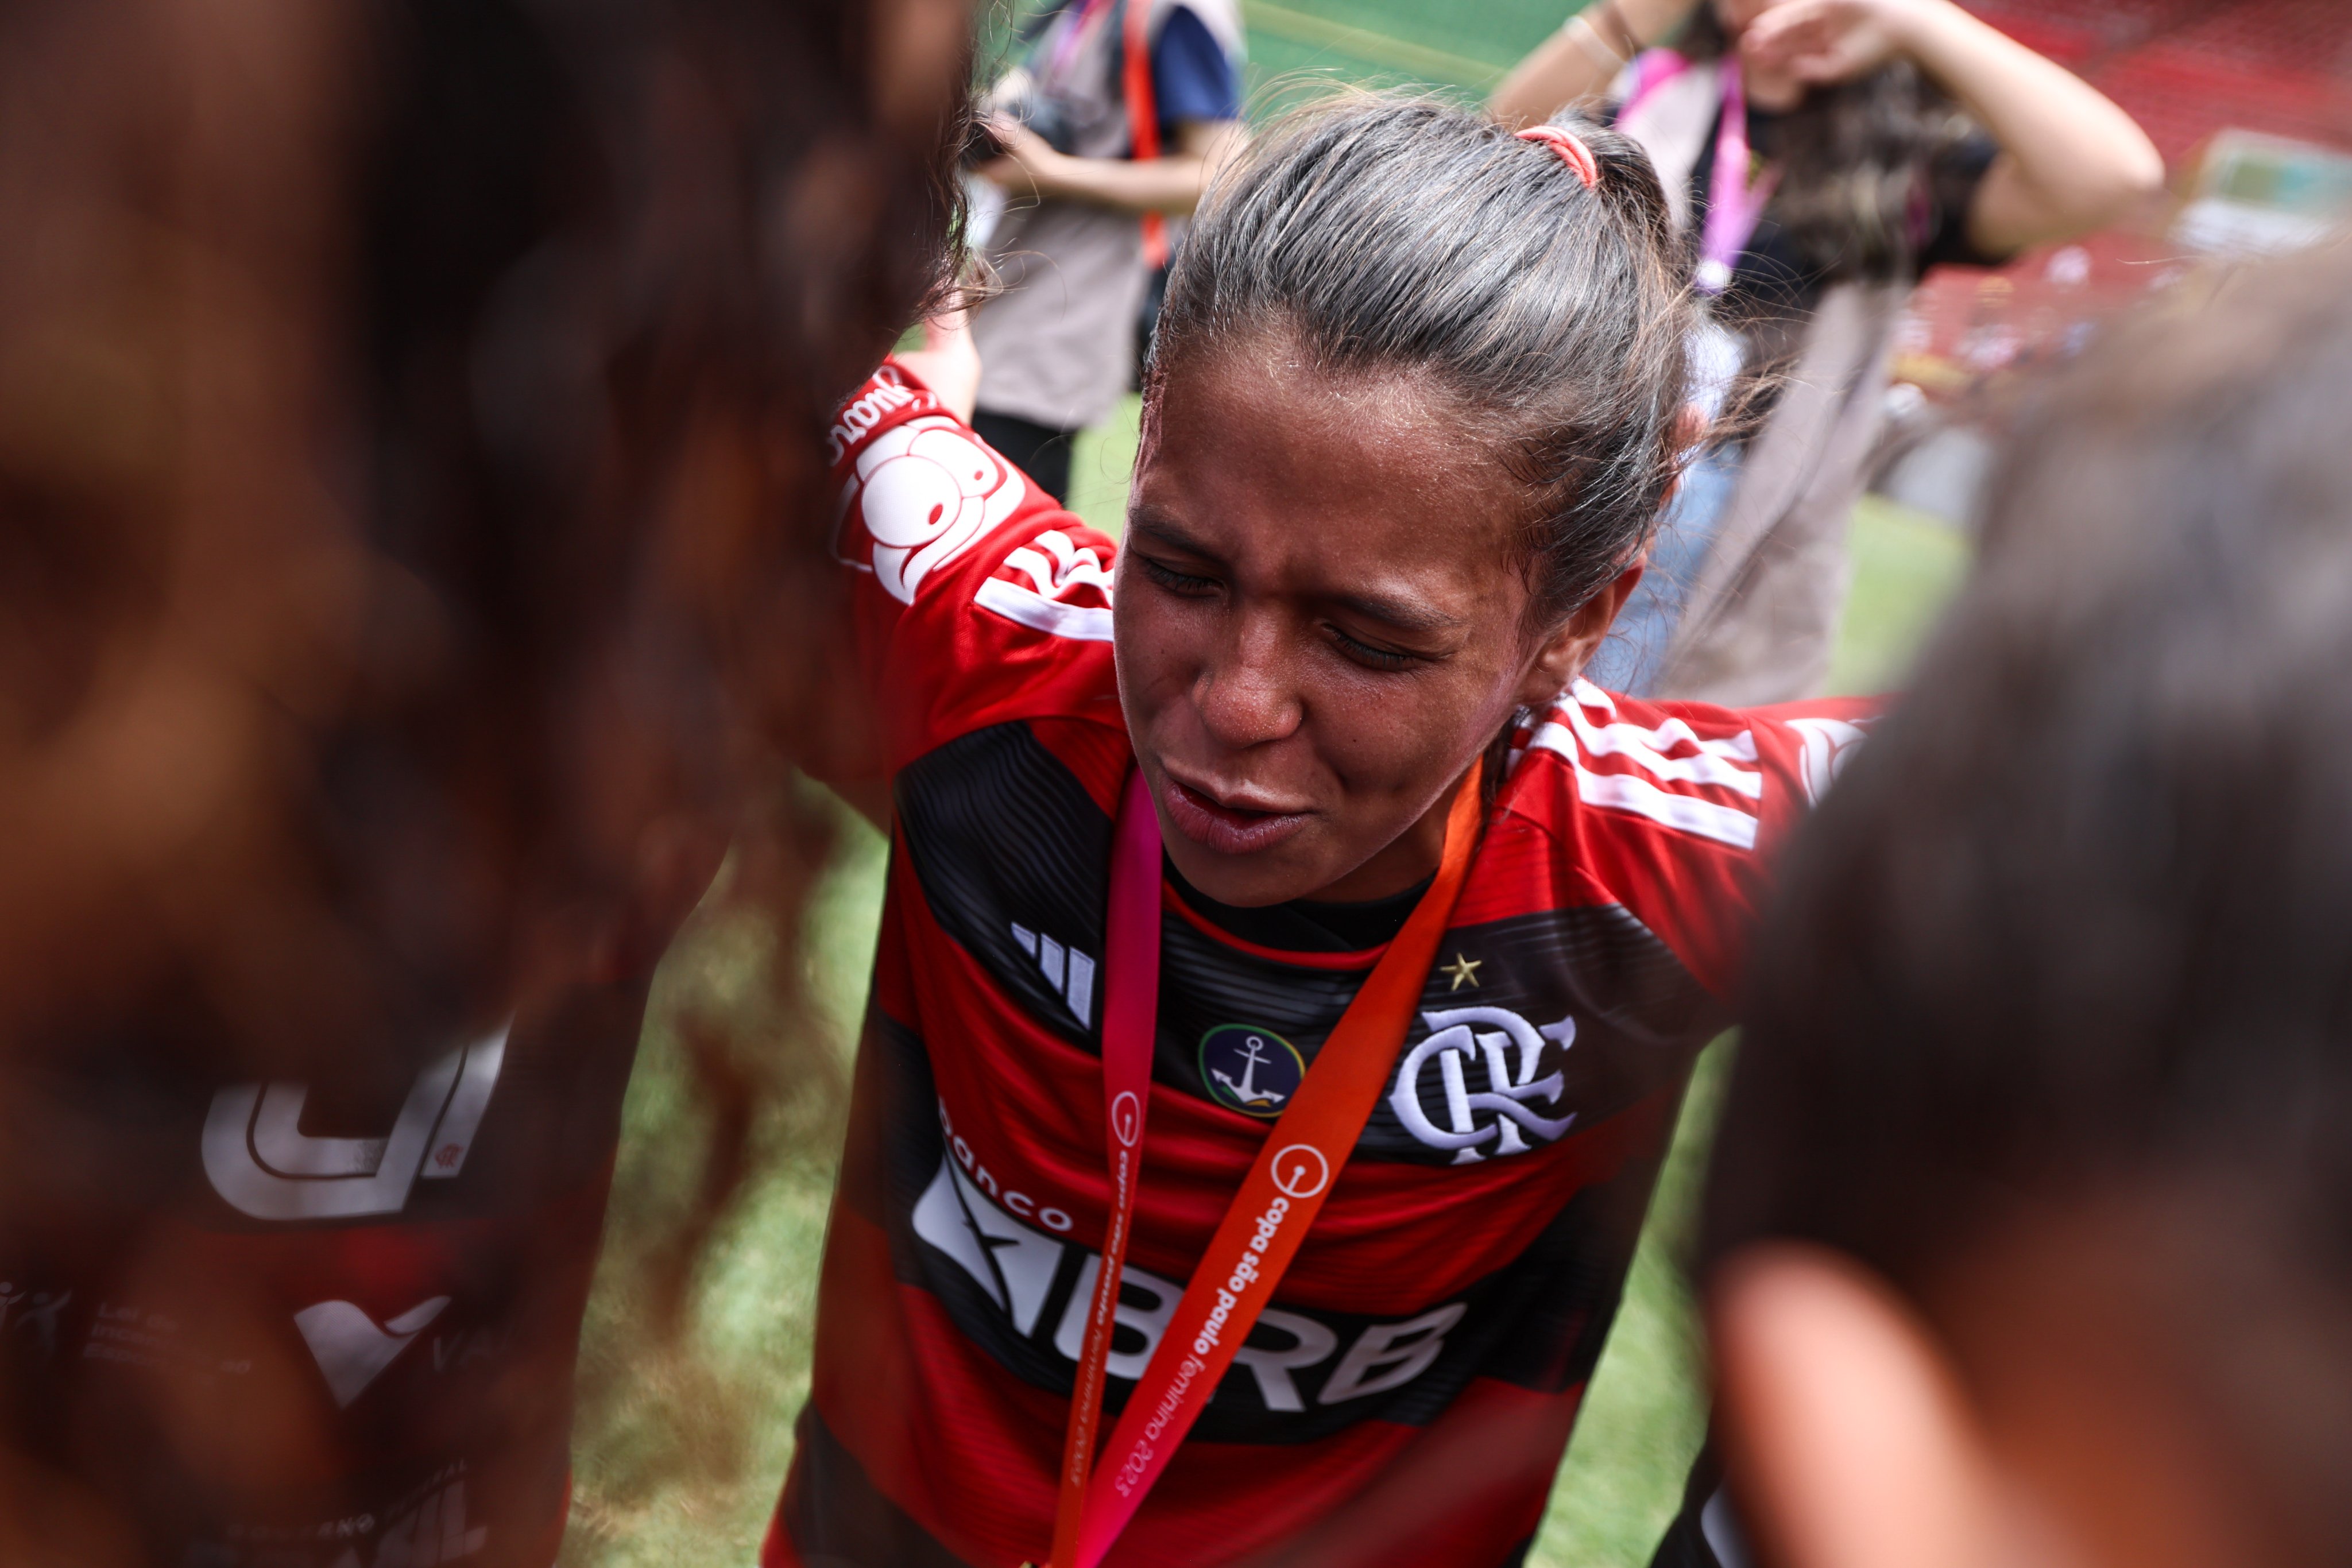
{"left": 1045, "top": 766, "right": 1163, "bottom": 1567}
{"left": 1043, "top": 0, "right": 1115, "bottom": 84}
{"left": 1040, "top": 765, "right": 1484, "bottom": 1568}
{"left": 1695, "top": 60, "right": 1778, "bottom": 296}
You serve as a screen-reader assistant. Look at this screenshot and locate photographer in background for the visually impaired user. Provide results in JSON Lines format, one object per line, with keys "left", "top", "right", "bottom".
{"left": 969, "top": 0, "right": 1245, "bottom": 504}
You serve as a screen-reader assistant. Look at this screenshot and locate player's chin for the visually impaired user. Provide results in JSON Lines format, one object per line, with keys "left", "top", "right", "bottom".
{"left": 1158, "top": 820, "right": 1332, "bottom": 909}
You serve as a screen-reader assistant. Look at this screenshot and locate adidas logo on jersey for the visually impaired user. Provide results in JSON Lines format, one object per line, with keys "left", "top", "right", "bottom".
{"left": 295, "top": 1295, "right": 450, "bottom": 1407}
{"left": 1009, "top": 923, "right": 1096, "bottom": 1027}
{"left": 202, "top": 1025, "right": 508, "bottom": 1222}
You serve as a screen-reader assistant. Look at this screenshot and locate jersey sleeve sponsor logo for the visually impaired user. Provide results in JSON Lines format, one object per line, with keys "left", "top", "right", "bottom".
{"left": 1388, "top": 1004, "right": 1577, "bottom": 1164}
{"left": 973, "top": 526, "right": 1115, "bottom": 642}
{"left": 825, "top": 364, "right": 933, "bottom": 466}
{"left": 294, "top": 1295, "right": 451, "bottom": 1407}
{"left": 833, "top": 415, "right": 1027, "bottom": 603}
{"left": 1526, "top": 681, "right": 1765, "bottom": 849}
{"left": 1786, "top": 715, "right": 1871, "bottom": 803}
{"left": 201, "top": 1025, "right": 507, "bottom": 1221}
{"left": 1198, "top": 1024, "right": 1305, "bottom": 1118}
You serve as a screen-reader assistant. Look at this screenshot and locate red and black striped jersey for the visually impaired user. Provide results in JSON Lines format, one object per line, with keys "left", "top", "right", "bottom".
{"left": 766, "top": 364, "right": 1872, "bottom": 1568}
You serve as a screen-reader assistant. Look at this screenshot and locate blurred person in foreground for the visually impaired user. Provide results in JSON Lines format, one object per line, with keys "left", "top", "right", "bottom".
{"left": 0, "top": 0, "right": 966, "bottom": 1564}
{"left": 1657, "top": 246, "right": 2352, "bottom": 1568}
{"left": 1494, "top": 0, "right": 2161, "bottom": 705}
{"left": 963, "top": 0, "right": 1245, "bottom": 504}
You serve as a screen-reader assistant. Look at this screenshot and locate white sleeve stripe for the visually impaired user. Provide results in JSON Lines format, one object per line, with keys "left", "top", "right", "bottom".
{"left": 1569, "top": 679, "right": 1759, "bottom": 763}
{"left": 1534, "top": 715, "right": 1764, "bottom": 799}
{"left": 1573, "top": 766, "right": 1759, "bottom": 849}
{"left": 1032, "top": 529, "right": 1116, "bottom": 591}
{"left": 1527, "top": 725, "right": 1760, "bottom": 849}
{"left": 1001, "top": 545, "right": 1057, "bottom": 598}
{"left": 974, "top": 576, "right": 1115, "bottom": 642}
{"left": 1003, "top": 532, "right": 1116, "bottom": 601}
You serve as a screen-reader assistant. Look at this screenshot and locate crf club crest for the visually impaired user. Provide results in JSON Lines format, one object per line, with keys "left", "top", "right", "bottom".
{"left": 1198, "top": 1024, "right": 1305, "bottom": 1118}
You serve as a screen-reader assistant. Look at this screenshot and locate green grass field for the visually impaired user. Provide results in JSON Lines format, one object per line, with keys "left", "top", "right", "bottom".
{"left": 560, "top": 6, "right": 1975, "bottom": 1558}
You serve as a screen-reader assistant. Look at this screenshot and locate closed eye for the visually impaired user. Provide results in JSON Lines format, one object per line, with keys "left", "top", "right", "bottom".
{"left": 1326, "top": 624, "right": 1423, "bottom": 671}
{"left": 1135, "top": 552, "right": 1220, "bottom": 598}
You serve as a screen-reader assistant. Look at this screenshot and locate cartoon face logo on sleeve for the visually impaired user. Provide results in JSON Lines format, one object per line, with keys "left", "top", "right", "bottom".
{"left": 834, "top": 416, "right": 1028, "bottom": 602}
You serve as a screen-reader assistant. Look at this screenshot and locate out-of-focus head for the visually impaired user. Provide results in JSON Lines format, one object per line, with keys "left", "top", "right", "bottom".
{"left": 1711, "top": 0, "right": 1793, "bottom": 35}
{"left": 1700, "top": 248, "right": 2352, "bottom": 1568}
{"left": 1115, "top": 96, "right": 1689, "bottom": 907}
{"left": 0, "top": 0, "right": 969, "bottom": 1077}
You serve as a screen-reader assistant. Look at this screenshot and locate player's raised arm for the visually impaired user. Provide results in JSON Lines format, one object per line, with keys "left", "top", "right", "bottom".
{"left": 806, "top": 354, "right": 1121, "bottom": 822}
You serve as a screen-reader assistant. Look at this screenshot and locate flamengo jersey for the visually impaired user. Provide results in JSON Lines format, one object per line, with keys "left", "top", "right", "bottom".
{"left": 0, "top": 982, "right": 653, "bottom": 1568}
{"left": 769, "top": 364, "right": 1871, "bottom": 1568}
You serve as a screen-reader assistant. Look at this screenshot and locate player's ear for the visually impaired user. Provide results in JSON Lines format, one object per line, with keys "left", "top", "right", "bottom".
{"left": 1708, "top": 1243, "right": 1998, "bottom": 1568}
{"left": 1520, "top": 564, "right": 1643, "bottom": 705}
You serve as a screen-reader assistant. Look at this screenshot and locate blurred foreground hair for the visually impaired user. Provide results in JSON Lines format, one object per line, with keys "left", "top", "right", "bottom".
{"left": 0, "top": 0, "right": 969, "bottom": 1559}
{"left": 0, "top": 0, "right": 966, "bottom": 1081}
{"left": 1707, "top": 244, "right": 2352, "bottom": 1557}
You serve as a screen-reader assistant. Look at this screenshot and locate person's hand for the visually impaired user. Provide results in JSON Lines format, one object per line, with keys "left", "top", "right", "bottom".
{"left": 976, "top": 115, "right": 1067, "bottom": 201}
{"left": 1740, "top": 0, "right": 1932, "bottom": 94}
{"left": 893, "top": 307, "right": 981, "bottom": 424}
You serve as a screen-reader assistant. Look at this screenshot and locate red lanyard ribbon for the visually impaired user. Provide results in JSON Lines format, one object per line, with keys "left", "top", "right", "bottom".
{"left": 1035, "top": 0, "right": 1168, "bottom": 269}
{"left": 1120, "top": 0, "right": 1167, "bottom": 270}
{"left": 1043, "top": 762, "right": 1485, "bottom": 1568}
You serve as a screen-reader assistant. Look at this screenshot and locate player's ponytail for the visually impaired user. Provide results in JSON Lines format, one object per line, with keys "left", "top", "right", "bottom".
{"left": 1152, "top": 94, "right": 1690, "bottom": 628}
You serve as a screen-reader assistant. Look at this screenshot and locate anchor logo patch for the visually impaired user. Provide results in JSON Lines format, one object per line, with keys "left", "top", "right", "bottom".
{"left": 1198, "top": 1024, "right": 1306, "bottom": 1118}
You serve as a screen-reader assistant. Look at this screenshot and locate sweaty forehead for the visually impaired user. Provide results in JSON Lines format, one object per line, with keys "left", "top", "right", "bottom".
{"left": 1140, "top": 339, "right": 1523, "bottom": 583}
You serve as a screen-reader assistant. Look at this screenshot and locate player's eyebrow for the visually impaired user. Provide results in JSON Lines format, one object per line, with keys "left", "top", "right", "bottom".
{"left": 1125, "top": 507, "right": 1221, "bottom": 560}
{"left": 1128, "top": 505, "right": 1465, "bottom": 637}
{"left": 1322, "top": 589, "right": 1465, "bottom": 637}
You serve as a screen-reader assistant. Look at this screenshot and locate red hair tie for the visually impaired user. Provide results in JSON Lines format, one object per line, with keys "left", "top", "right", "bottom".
{"left": 1517, "top": 125, "right": 1600, "bottom": 191}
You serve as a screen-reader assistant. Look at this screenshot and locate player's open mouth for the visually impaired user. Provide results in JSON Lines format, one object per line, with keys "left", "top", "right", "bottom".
{"left": 1159, "top": 773, "right": 1312, "bottom": 855}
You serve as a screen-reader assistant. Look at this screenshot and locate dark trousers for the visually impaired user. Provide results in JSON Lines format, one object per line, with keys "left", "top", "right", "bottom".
{"left": 971, "top": 408, "right": 1077, "bottom": 505}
